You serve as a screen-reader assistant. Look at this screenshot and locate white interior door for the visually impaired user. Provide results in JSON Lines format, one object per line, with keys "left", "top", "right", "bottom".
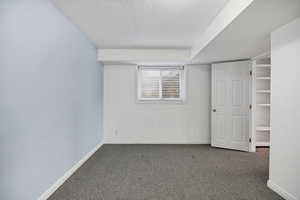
{"left": 211, "top": 61, "right": 251, "bottom": 151}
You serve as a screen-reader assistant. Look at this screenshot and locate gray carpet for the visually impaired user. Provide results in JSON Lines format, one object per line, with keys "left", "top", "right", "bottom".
{"left": 49, "top": 145, "right": 282, "bottom": 200}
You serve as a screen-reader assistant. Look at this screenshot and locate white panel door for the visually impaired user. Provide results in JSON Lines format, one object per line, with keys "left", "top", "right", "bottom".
{"left": 211, "top": 61, "right": 251, "bottom": 151}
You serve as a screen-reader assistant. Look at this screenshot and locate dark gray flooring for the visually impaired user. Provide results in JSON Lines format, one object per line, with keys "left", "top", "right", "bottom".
{"left": 49, "top": 145, "right": 282, "bottom": 200}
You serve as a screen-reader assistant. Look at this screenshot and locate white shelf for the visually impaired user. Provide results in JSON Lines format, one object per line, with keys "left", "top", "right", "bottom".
{"left": 257, "top": 104, "right": 271, "bottom": 107}
{"left": 256, "top": 90, "right": 271, "bottom": 93}
{"left": 256, "top": 77, "right": 271, "bottom": 80}
{"left": 255, "top": 64, "right": 271, "bottom": 68}
{"left": 256, "top": 142, "right": 270, "bottom": 147}
{"left": 252, "top": 58, "right": 271, "bottom": 151}
{"left": 256, "top": 126, "right": 271, "bottom": 131}
{"left": 252, "top": 57, "right": 272, "bottom": 148}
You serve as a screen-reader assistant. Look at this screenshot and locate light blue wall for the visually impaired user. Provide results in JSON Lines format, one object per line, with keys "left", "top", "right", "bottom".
{"left": 0, "top": 1, "right": 103, "bottom": 199}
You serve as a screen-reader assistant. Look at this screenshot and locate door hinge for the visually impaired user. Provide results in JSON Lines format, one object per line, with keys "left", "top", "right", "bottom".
{"left": 249, "top": 138, "right": 252, "bottom": 143}
{"left": 249, "top": 104, "right": 252, "bottom": 110}
{"left": 250, "top": 71, "right": 253, "bottom": 76}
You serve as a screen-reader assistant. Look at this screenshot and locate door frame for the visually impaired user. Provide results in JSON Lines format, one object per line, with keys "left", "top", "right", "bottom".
{"left": 249, "top": 61, "right": 255, "bottom": 152}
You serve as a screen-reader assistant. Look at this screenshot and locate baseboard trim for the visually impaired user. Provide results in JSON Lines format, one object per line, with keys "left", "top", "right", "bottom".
{"left": 267, "top": 180, "right": 298, "bottom": 200}
{"left": 103, "top": 141, "right": 211, "bottom": 144}
{"left": 38, "top": 142, "right": 104, "bottom": 200}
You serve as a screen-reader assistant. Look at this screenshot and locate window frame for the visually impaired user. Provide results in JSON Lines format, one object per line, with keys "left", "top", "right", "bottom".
{"left": 137, "top": 66, "right": 186, "bottom": 103}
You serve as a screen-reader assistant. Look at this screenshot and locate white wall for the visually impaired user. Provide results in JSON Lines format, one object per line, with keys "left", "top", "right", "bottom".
{"left": 104, "top": 64, "right": 211, "bottom": 144}
{"left": 269, "top": 17, "right": 300, "bottom": 200}
{"left": 0, "top": 1, "right": 103, "bottom": 200}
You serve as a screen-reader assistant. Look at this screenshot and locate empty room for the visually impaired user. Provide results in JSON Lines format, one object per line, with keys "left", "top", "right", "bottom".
{"left": 1, "top": 0, "right": 300, "bottom": 200}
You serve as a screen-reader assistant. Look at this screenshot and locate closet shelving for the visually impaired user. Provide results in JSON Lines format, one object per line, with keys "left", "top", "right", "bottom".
{"left": 256, "top": 104, "right": 271, "bottom": 107}
{"left": 251, "top": 54, "right": 271, "bottom": 151}
{"left": 256, "top": 77, "right": 271, "bottom": 80}
{"left": 256, "top": 126, "right": 271, "bottom": 131}
{"left": 256, "top": 64, "right": 271, "bottom": 68}
{"left": 256, "top": 90, "right": 271, "bottom": 93}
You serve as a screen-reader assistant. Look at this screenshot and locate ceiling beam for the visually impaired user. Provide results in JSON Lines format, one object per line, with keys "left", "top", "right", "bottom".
{"left": 190, "top": 0, "right": 254, "bottom": 60}
{"left": 98, "top": 49, "right": 190, "bottom": 65}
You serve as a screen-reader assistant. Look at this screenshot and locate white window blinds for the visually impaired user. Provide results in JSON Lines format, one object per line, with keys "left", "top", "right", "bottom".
{"left": 138, "top": 66, "right": 185, "bottom": 101}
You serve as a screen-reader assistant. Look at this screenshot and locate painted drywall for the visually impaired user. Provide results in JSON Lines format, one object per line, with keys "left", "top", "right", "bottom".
{"left": 269, "top": 17, "right": 300, "bottom": 200}
{"left": 0, "top": 1, "right": 103, "bottom": 200}
{"left": 52, "top": 0, "right": 229, "bottom": 47}
{"left": 104, "top": 64, "right": 211, "bottom": 144}
{"left": 192, "top": 0, "right": 300, "bottom": 64}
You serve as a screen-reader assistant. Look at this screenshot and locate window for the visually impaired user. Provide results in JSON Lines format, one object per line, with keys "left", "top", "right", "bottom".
{"left": 137, "top": 66, "right": 185, "bottom": 102}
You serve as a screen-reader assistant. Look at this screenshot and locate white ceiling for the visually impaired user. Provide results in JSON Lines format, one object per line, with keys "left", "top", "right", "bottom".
{"left": 191, "top": 0, "right": 300, "bottom": 63}
{"left": 52, "top": 0, "right": 300, "bottom": 64}
{"left": 51, "top": 0, "right": 229, "bottom": 48}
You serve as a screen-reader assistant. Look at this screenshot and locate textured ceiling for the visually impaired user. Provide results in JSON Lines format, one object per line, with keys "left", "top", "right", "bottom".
{"left": 51, "top": 0, "right": 229, "bottom": 48}
{"left": 191, "top": 0, "right": 300, "bottom": 63}
{"left": 51, "top": 0, "right": 300, "bottom": 63}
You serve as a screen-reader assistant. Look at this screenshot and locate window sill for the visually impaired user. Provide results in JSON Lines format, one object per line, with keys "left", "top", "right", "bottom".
{"left": 137, "top": 99, "right": 185, "bottom": 104}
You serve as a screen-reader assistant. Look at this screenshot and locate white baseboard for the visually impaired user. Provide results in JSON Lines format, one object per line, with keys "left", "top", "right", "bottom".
{"left": 267, "top": 180, "right": 298, "bottom": 200}
{"left": 104, "top": 143, "right": 211, "bottom": 144}
{"left": 103, "top": 140, "right": 211, "bottom": 144}
{"left": 38, "top": 142, "right": 104, "bottom": 200}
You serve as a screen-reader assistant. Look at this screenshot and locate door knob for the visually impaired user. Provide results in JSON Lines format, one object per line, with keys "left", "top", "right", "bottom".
{"left": 212, "top": 109, "right": 217, "bottom": 112}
